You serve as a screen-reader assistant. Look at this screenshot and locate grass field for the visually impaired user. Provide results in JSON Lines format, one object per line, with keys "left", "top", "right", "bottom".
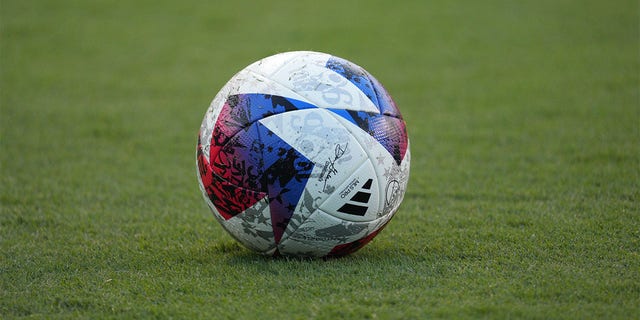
{"left": 1, "top": 0, "right": 638, "bottom": 318}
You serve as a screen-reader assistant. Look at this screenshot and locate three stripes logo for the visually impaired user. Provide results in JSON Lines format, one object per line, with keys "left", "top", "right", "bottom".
{"left": 337, "top": 179, "right": 373, "bottom": 216}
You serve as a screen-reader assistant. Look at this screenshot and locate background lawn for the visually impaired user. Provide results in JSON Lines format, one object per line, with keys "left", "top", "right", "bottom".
{"left": 1, "top": 0, "right": 638, "bottom": 318}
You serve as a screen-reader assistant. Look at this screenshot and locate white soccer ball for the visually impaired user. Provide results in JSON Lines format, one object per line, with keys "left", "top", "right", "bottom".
{"left": 196, "top": 51, "right": 410, "bottom": 257}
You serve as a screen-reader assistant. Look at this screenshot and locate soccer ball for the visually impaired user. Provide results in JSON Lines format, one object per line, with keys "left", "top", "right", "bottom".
{"left": 196, "top": 51, "right": 410, "bottom": 257}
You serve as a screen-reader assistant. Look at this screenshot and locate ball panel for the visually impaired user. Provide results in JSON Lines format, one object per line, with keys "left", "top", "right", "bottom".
{"left": 211, "top": 122, "right": 264, "bottom": 191}
{"left": 206, "top": 173, "right": 269, "bottom": 221}
{"left": 325, "top": 109, "right": 408, "bottom": 166}
{"left": 324, "top": 54, "right": 403, "bottom": 120}
{"left": 318, "top": 159, "right": 380, "bottom": 222}
{"left": 227, "top": 69, "right": 317, "bottom": 106}
{"left": 199, "top": 117, "right": 317, "bottom": 245}
{"left": 277, "top": 209, "right": 388, "bottom": 257}
{"left": 270, "top": 56, "right": 379, "bottom": 113}
{"left": 367, "top": 73, "right": 403, "bottom": 118}
{"left": 368, "top": 115, "right": 408, "bottom": 166}
{"left": 200, "top": 69, "right": 319, "bottom": 162}
{"left": 197, "top": 134, "right": 266, "bottom": 221}
{"left": 329, "top": 114, "right": 411, "bottom": 217}
{"left": 219, "top": 197, "right": 275, "bottom": 253}
{"left": 258, "top": 108, "right": 370, "bottom": 196}
{"left": 245, "top": 51, "right": 314, "bottom": 77}
{"left": 199, "top": 87, "right": 230, "bottom": 163}
{"left": 385, "top": 146, "right": 411, "bottom": 215}
{"left": 326, "top": 218, "right": 392, "bottom": 257}
{"left": 258, "top": 120, "right": 314, "bottom": 244}
{"left": 325, "top": 56, "right": 380, "bottom": 107}
{"left": 196, "top": 143, "right": 221, "bottom": 220}
{"left": 208, "top": 93, "right": 318, "bottom": 165}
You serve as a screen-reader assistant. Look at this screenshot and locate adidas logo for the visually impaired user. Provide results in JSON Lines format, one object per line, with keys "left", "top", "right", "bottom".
{"left": 337, "top": 179, "right": 373, "bottom": 216}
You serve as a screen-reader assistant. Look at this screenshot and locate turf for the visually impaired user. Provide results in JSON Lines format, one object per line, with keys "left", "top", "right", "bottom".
{"left": 1, "top": 0, "right": 638, "bottom": 318}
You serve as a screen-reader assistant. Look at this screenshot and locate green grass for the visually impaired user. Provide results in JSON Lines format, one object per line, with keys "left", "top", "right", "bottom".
{"left": 1, "top": 0, "right": 638, "bottom": 318}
